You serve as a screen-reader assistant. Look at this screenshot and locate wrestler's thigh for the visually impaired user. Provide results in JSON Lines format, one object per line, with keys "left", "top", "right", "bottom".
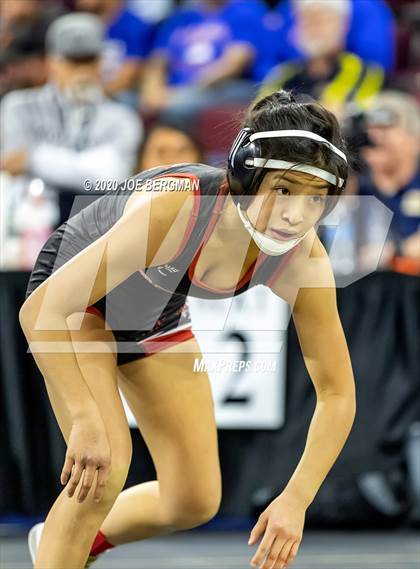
{"left": 117, "top": 338, "right": 222, "bottom": 516}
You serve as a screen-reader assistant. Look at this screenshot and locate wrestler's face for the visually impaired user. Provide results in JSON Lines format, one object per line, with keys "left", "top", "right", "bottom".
{"left": 246, "top": 170, "right": 329, "bottom": 240}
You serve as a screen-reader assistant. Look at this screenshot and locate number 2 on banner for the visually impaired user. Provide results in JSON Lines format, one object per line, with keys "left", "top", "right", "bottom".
{"left": 220, "top": 331, "right": 252, "bottom": 406}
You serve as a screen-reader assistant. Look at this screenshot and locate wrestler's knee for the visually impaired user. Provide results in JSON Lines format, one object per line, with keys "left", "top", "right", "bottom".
{"left": 164, "top": 491, "right": 221, "bottom": 530}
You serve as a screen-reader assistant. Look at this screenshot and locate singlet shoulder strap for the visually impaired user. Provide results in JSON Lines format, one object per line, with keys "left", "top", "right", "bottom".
{"left": 157, "top": 165, "right": 228, "bottom": 263}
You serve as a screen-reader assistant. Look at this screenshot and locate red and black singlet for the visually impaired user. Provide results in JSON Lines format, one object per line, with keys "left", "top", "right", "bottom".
{"left": 128, "top": 163, "right": 298, "bottom": 299}
{"left": 25, "top": 163, "right": 300, "bottom": 366}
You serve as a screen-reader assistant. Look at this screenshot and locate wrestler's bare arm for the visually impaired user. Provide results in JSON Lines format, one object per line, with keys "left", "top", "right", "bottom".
{"left": 270, "top": 235, "right": 356, "bottom": 507}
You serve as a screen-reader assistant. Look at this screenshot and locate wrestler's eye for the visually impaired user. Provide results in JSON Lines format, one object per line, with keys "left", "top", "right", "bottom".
{"left": 275, "top": 187, "right": 290, "bottom": 196}
{"left": 311, "top": 195, "right": 326, "bottom": 204}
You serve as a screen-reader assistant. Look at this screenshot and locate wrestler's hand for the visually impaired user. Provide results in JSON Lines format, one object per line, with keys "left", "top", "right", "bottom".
{"left": 61, "top": 416, "right": 111, "bottom": 503}
{"left": 248, "top": 492, "right": 306, "bottom": 568}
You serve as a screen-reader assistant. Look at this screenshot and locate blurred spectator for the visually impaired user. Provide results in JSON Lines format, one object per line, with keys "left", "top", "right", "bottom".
{"left": 356, "top": 91, "right": 420, "bottom": 270}
{"left": 127, "top": 0, "right": 175, "bottom": 24}
{"left": 138, "top": 120, "right": 204, "bottom": 171}
{"left": 76, "top": 0, "right": 152, "bottom": 105}
{"left": 141, "top": 0, "right": 267, "bottom": 122}
{"left": 265, "top": 0, "right": 395, "bottom": 73}
{"left": 0, "top": 13, "right": 142, "bottom": 229}
{"left": 0, "top": 0, "right": 65, "bottom": 97}
{"left": 258, "top": 0, "right": 384, "bottom": 116}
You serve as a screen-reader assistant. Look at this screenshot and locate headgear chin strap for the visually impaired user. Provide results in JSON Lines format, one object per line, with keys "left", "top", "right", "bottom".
{"left": 236, "top": 202, "right": 310, "bottom": 256}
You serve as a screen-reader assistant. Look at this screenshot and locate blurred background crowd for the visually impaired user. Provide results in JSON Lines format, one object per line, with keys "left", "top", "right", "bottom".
{"left": 0, "top": 0, "right": 419, "bottom": 275}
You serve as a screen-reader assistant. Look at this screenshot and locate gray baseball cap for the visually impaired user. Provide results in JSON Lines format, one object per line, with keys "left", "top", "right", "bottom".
{"left": 46, "top": 13, "right": 104, "bottom": 59}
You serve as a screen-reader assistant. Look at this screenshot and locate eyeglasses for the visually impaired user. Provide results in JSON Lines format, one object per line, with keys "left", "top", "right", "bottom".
{"left": 63, "top": 54, "right": 100, "bottom": 65}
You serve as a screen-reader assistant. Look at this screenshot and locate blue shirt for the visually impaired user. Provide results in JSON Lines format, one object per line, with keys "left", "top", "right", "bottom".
{"left": 102, "top": 8, "right": 152, "bottom": 80}
{"left": 266, "top": 0, "right": 395, "bottom": 72}
{"left": 359, "top": 168, "right": 420, "bottom": 241}
{"left": 153, "top": 0, "right": 268, "bottom": 85}
{"left": 107, "top": 8, "right": 152, "bottom": 58}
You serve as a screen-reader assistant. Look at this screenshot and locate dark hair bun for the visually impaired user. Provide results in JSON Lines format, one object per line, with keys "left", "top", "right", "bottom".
{"left": 251, "top": 90, "right": 297, "bottom": 114}
{"left": 270, "top": 90, "right": 296, "bottom": 105}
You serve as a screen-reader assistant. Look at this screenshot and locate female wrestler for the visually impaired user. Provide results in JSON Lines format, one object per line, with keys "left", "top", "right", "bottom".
{"left": 20, "top": 90, "right": 355, "bottom": 569}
